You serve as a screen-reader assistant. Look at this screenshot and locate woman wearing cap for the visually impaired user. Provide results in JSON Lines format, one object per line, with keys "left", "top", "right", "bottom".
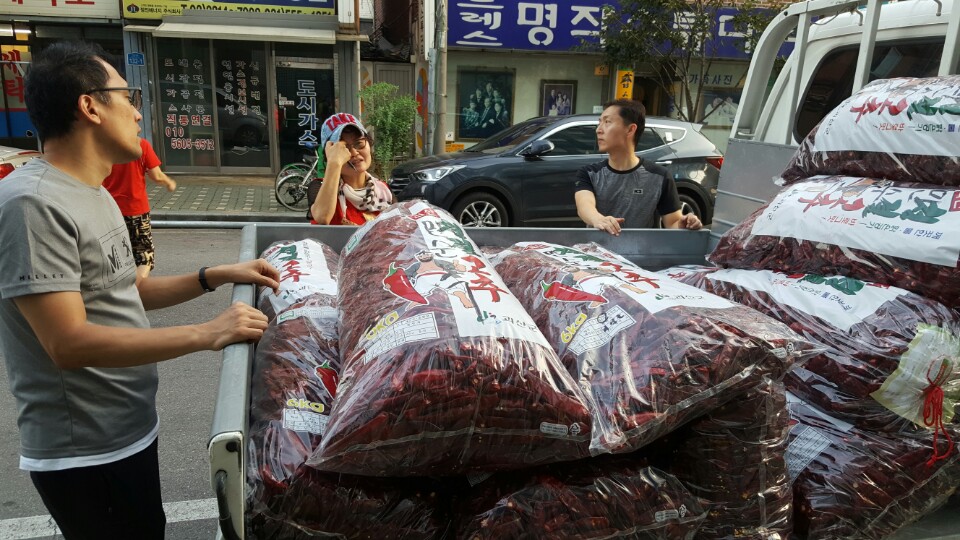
{"left": 308, "top": 112, "right": 394, "bottom": 225}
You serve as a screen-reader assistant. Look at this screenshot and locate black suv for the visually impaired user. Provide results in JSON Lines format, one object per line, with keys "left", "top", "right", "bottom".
{"left": 389, "top": 114, "right": 723, "bottom": 227}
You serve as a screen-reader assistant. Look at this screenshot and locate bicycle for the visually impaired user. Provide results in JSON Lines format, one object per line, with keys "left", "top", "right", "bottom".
{"left": 274, "top": 141, "right": 322, "bottom": 212}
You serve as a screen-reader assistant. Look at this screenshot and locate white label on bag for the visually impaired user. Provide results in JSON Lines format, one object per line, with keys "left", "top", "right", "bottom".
{"left": 363, "top": 312, "right": 440, "bottom": 364}
{"left": 567, "top": 306, "right": 636, "bottom": 356}
{"left": 282, "top": 408, "right": 329, "bottom": 435}
{"left": 707, "top": 269, "right": 904, "bottom": 332}
{"left": 814, "top": 78, "right": 960, "bottom": 157}
{"left": 397, "top": 207, "right": 551, "bottom": 349}
{"left": 258, "top": 239, "right": 338, "bottom": 313}
{"left": 277, "top": 306, "right": 338, "bottom": 324}
{"left": 752, "top": 176, "right": 960, "bottom": 266}
{"left": 508, "top": 242, "right": 734, "bottom": 315}
{"left": 785, "top": 425, "right": 832, "bottom": 482}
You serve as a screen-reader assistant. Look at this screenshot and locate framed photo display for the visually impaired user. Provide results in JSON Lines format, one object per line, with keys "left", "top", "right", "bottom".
{"left": 456, "top": 67, "right": 515, "bottom": 141}
{"left": 540, "top": 80, "right": 577, "bottom": 117}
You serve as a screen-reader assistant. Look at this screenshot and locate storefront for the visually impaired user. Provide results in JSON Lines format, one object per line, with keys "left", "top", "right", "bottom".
{"left": 446, "top": 3, "right": 793, "bottom": 153}
{"left": 445, "top": 1, "right": 607, "bottom": 149}
{"left": 0, "top": 0, "right": 123, "bottom": 149}
{"left": 122, "top": 0, "right": 368, "bottom": 174}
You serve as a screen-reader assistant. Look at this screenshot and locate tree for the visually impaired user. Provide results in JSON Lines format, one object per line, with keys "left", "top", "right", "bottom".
{"left": 592, "top": 0, "right": 786, "bottom": 123}
{"left": 358, "top": 82, "right": 419, "bottom": 178}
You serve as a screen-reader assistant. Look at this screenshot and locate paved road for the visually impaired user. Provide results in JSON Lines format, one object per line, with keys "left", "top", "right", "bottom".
{"left": 0, "top": 229, "right": 243, "bottom": 540}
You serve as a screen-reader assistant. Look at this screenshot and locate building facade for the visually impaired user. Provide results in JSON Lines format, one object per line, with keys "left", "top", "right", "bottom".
{"left": 120, "top": 0, "right": 373, "bottom": 174}
{"left": 0, "top": 0, "right": 124, "bottom": 150}
{"left": 443, "top": 2, "right": 793, "bottom": 153}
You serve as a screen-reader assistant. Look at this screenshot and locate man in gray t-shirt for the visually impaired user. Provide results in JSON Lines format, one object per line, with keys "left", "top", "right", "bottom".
{"left": 0, "top": 42, "right": 281, "bottom": 539}
{"left": 575, "top": 99, "right": 702, "bottom": 235}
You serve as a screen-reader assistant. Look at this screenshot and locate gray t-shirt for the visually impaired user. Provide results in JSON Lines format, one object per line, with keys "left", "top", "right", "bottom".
{"left": 574, "top": 159, "right": 681, "bottom": 228}
{"left": 0, "top": 159, "right": 158, "bottom": 462}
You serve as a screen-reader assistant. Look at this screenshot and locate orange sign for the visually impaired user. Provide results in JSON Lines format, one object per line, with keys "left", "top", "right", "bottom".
{"left": 616, "top": 69, "right": 634, "bottom": 99}
{"left": 595, "top": 64, "right": 609, "bottom": 76}
{"left": 445, "top": 143, "right": 465, "bottom": 153}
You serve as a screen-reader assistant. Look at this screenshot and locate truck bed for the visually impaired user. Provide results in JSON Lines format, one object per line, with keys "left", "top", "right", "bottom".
{"left": 210, "top": 216, "right": 960, "bottom": 539}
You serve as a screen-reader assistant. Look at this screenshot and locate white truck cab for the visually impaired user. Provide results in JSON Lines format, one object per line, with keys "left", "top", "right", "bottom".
{"left": 734, "top": 0, "right": 959, "bottom": 146}
{"left": 710, "top": 0, "right": 960, "bottom": 239}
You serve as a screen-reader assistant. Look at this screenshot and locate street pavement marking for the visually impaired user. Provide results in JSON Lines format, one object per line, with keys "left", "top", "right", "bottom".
{"left": 0, "top": 498, "right": 218, "bottom": 539}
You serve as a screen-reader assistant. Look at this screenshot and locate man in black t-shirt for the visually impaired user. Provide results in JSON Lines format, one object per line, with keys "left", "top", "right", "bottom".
{"left": 574, "top": 99, "right": 701, "bottom": 235}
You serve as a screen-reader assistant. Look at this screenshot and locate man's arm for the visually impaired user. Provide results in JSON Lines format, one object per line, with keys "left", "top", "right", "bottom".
{"left": 136, "top": 259, "right": 280, "bottom": 311}
{"left": 656, "top": 174, "right": 701, "bottom": 230}
{"left": 14, "top": 292, "right": 267, "bottom": 370}
{"left": 662, "top": 210, "right": 701, "bottom": 230}
{"left": 575, "top": 190, "right": 624, "bottom": 236}
{"left": 146, "top": 166, "right": 177, "bottom": 192}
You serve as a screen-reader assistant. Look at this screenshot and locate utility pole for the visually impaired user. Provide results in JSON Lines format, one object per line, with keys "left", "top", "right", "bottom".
{"left": 426, "top": 0, "right": 446, "bottom": 155}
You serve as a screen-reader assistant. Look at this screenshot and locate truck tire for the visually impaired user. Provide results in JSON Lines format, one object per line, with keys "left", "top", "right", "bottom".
{"left": 452, "top": 193, "right": 508, "bottom": 227}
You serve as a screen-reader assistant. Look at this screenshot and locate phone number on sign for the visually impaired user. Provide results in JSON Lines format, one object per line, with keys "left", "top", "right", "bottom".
{"left": 170, "top": 138, "right": 215, "bottom": 151}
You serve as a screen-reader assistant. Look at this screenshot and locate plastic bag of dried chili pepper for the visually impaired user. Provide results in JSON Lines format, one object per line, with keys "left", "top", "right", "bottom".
{"left": 453, "top": 462, "right": 706, "bottom": 539}
{"left": 309, "top": 201, "right": 594, "bottom": 477}
{"left": 649, "top": 377, "right": 793, "bottom": 540}
{"left": 786, "top": 393, "right": 960, "bottom": 540}
{"left": 780, "top": 76, "right": 960, "bottom": 187}
{"left": 250, "top": 464, "right": 446, "bottom": 540}
{"left": 707, "top": 175, "right": 960, "bottom": 309}
{"left": 662, "top": 266, "right": 960, "bottom": 436}
{"left": 246, "top": 294, "right": 341, "bottom": 534}
{"left": 257, "top": 239, "right": 339, "bottom": 322}
{"left": 488, "top": 241, "right": 816, "bottom": 456}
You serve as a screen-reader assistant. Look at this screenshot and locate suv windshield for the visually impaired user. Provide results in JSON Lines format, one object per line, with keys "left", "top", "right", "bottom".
{"left": 467, "top": 117, "right": 555, "bottom": 154}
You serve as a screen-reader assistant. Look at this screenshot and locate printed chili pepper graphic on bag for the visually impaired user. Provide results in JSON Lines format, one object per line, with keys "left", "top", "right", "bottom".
{"left": 316, "top": 360, "right": 340, "bottom": 399}
{"left": 541, "top": 280, "right": 608, "bottom": 307}
{"left": 382, "top": 262, "right": 428, "bottom": 305}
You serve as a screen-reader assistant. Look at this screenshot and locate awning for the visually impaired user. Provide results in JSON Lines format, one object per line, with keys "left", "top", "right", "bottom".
{"left": 148, "top": 22, "right": 336, "bottom": 44}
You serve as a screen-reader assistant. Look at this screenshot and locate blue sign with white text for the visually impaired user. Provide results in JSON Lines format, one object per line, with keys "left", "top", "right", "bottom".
{"left": 447, "top": 2, "right": 794, "bottom": 59}
{"left": 127, "top": 52, "right": 146, "bottom": 66}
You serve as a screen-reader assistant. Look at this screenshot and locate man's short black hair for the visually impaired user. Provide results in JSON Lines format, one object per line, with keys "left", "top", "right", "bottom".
{"left": 25, "top": 41, "right": 113, "bottom": 143}
{"left": 603, "top": 99, "right": 647, "bottom": 148}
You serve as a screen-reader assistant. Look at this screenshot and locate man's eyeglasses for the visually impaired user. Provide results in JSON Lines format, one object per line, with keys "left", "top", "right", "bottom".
{"left": 85, "top": 87, "right": 142, "bottom": 111}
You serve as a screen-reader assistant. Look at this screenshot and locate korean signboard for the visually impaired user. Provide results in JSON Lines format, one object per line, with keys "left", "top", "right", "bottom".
{"left": 122, "top": 0, "right": 333, "bottom": 19}
{"left": 0, "top": 0, "right": 119, "bottom": 18}
{"left": 448, "top": 2, "right": 794, "bottom": 59}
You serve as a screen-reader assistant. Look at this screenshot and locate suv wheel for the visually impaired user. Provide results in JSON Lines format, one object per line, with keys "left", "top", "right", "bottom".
{"left": 452, "top": 193, "right": 508, "bottom": 227}
{"left": 678, "top": 193, "right": 703, "bottom": 222}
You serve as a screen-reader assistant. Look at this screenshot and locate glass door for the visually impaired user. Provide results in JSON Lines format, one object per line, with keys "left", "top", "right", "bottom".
{"left": 275, "top": 60, "right": 335, "bottom": 167}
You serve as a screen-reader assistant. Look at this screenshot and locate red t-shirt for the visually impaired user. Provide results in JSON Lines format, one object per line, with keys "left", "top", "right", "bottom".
{"left": 102, "top": 138, "right": 162, "bottom": 216}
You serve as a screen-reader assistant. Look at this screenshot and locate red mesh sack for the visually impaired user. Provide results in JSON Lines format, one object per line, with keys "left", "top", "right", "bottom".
{"left": 257, "top": 239, "right": 339, "bottom": 321}
{"left": 454, "top": 462, "right": 706, "bottom": 539}
{"left": 786, "top": 394, "right": 960, "bottom": 539}
{"left": 651, "top": 378, "right": 793, "bottom": 540}
{"left": 310, "top": 201, "right": 593, "bottom": 476}
{"left": 489, "top": 241, "right": 815, "bottom": 455}
{"left": 664, "top": 266, "right": 960, "bottom": 439}
{"left": 780, "top": 76, "right": 960, "bottom": 187}
{"left": 707, "top": 176, "right": 960, "bottom": 308}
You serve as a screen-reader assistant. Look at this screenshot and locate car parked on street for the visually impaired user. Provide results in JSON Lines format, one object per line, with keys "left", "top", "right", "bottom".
{"left": 389, "top": 114, "right": 723, "bottom": 227}
{"left": 0, "top": 144, "right": 41, "bottom": 180}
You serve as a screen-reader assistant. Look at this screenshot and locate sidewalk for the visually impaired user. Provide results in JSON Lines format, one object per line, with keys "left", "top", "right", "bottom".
{"left": 148, "top": 174, "right": 307, "bottom": 222}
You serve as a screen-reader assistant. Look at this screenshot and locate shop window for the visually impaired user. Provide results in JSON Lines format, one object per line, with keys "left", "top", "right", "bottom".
{"left": 155, "top": 38, "right": 216, "bottom": 168}
{"left": 214, "top": 41, "right": 270, "bottom": 168}
{"left": 795, "top": 39, "right": 944, "bottom": 141}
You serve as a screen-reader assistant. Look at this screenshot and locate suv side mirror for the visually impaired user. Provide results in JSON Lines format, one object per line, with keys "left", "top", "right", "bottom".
{"left": 519, "top": 139, "right": 555, "bottom": 158}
